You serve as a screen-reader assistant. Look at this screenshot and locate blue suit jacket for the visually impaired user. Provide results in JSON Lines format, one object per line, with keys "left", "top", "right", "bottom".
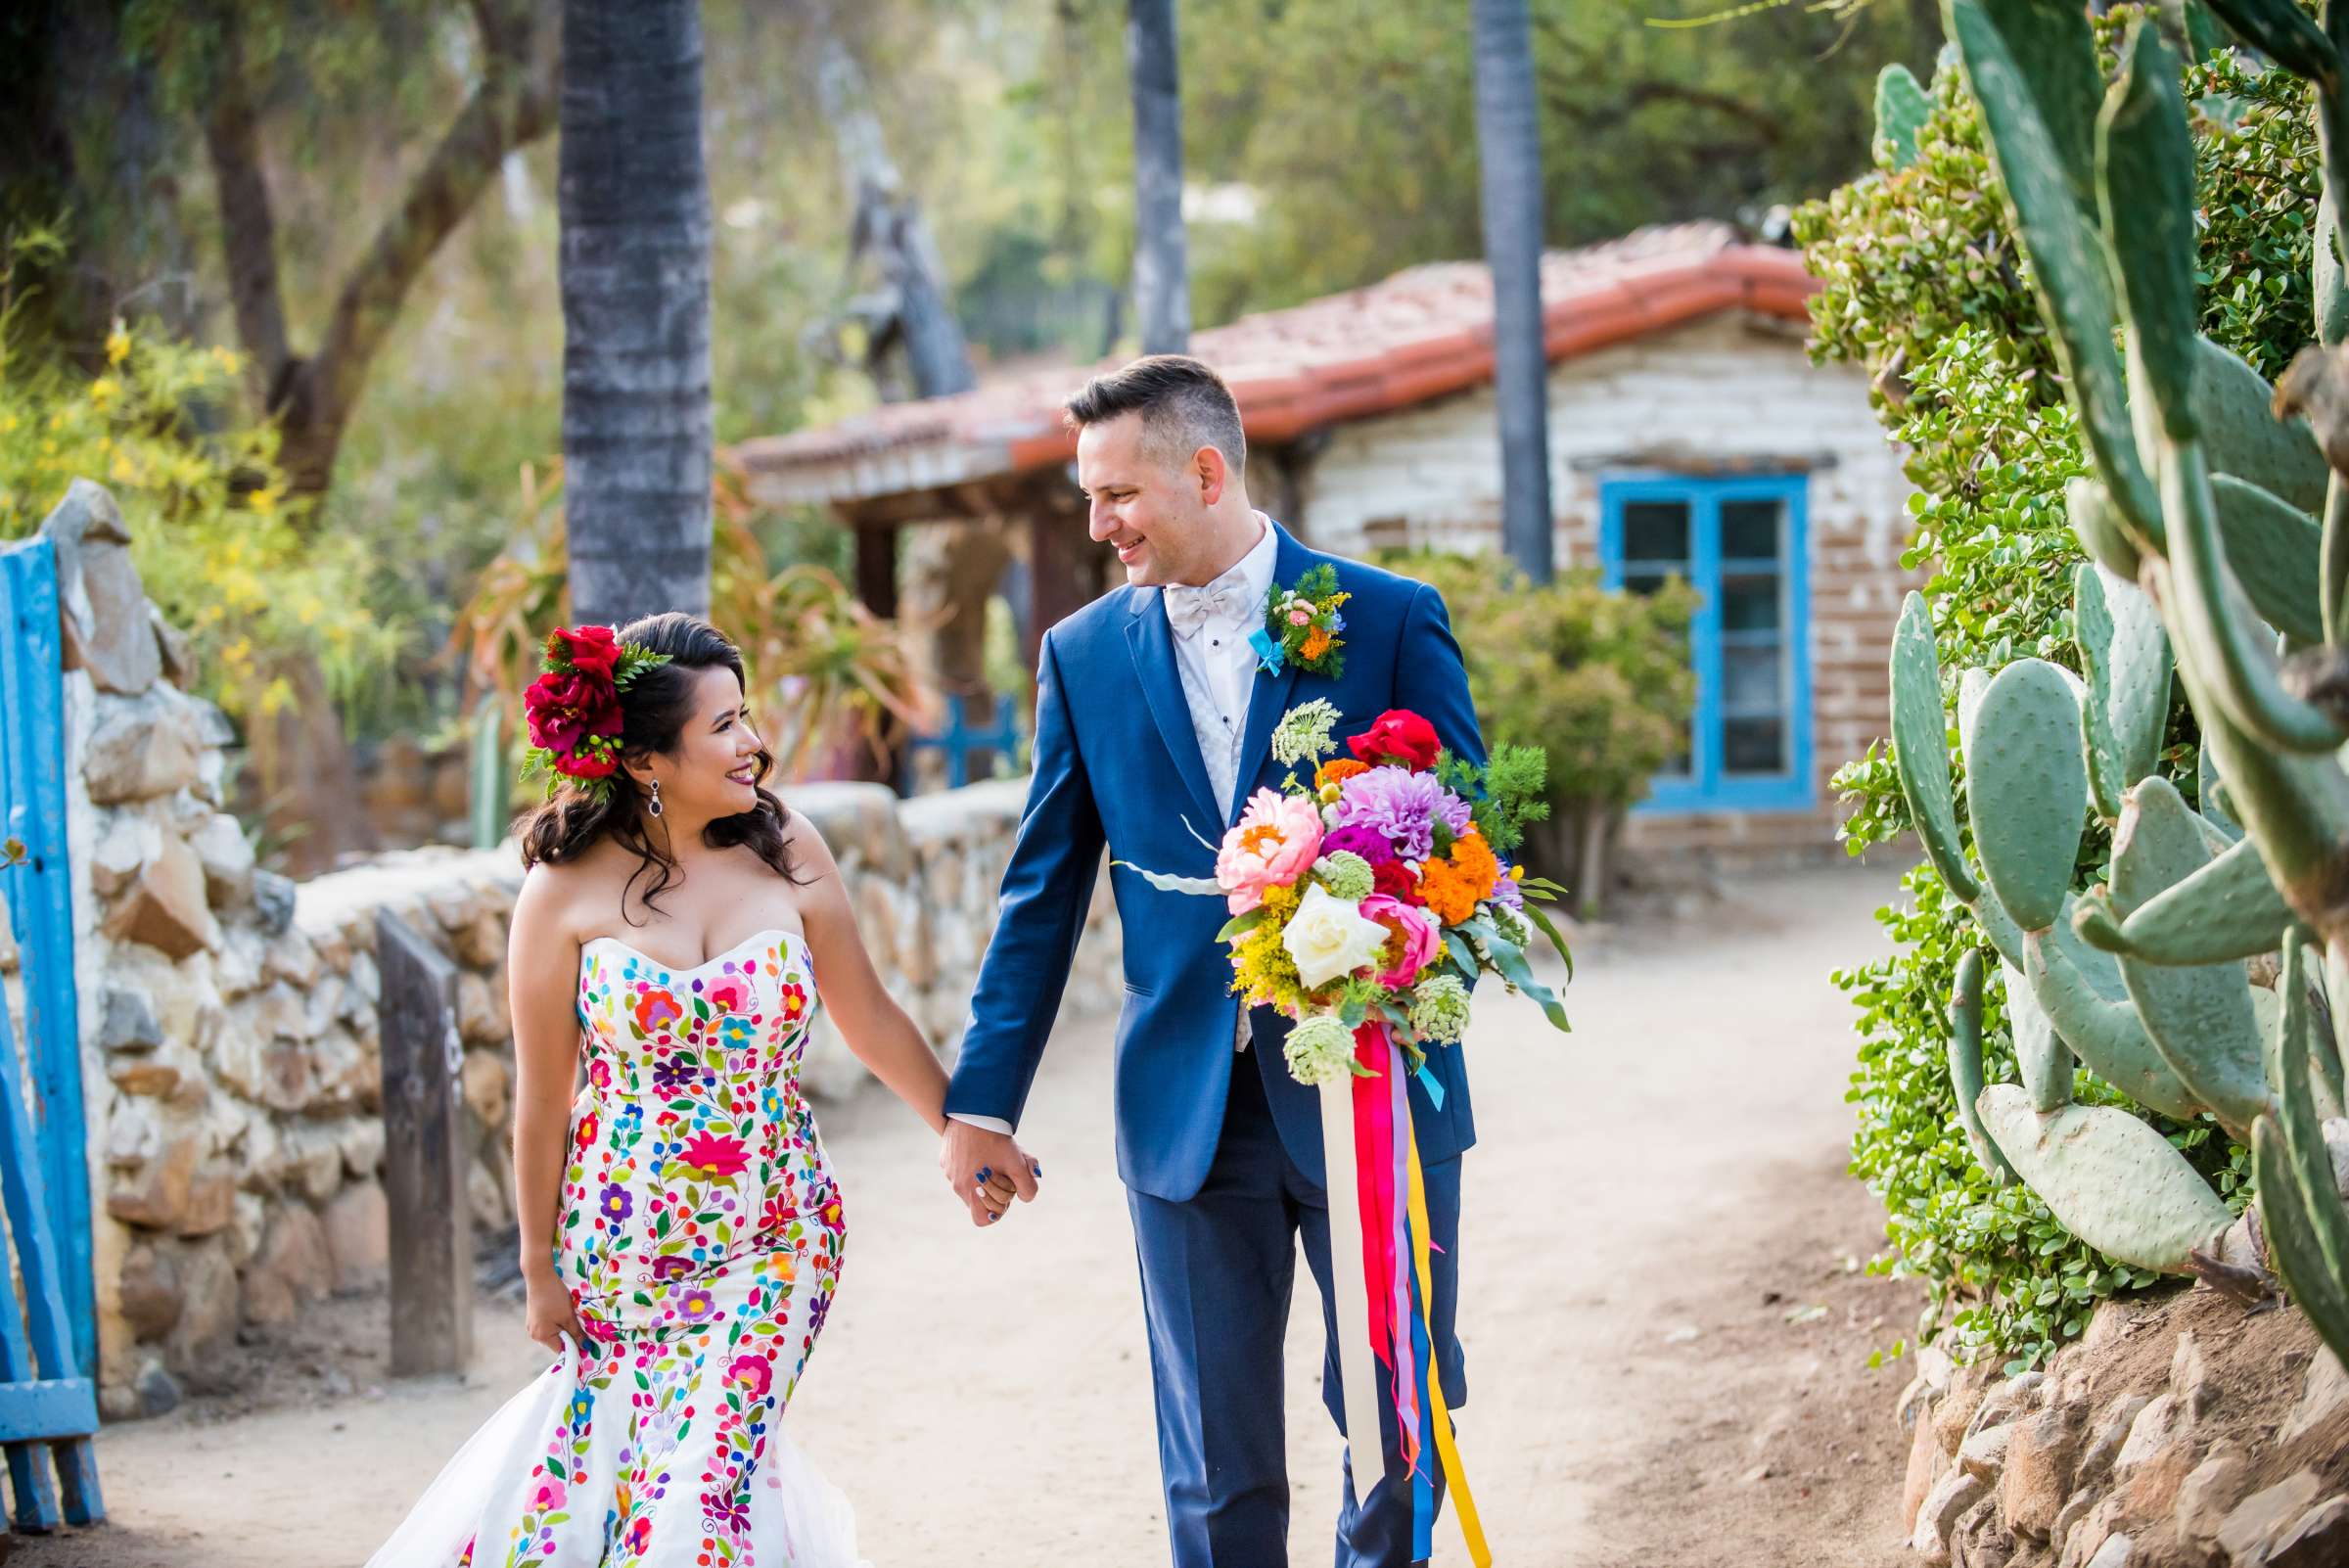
{"left": 944, "top": 521, "right": 1483, "bottom": 1202}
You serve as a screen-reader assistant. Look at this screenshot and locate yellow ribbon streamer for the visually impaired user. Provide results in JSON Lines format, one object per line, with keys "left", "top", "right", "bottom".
{"left": 1406, "top": 1130, "right": 1492, "bottom": 1567}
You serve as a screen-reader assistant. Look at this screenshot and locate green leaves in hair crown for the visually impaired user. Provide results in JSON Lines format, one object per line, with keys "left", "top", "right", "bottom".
{"left": 517, "top": 624, "right": 671, "bottom": 806}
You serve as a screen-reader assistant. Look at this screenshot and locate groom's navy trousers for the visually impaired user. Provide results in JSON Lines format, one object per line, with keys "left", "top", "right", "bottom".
{"left": 1129, "top": 1041, "right": 1465, "bottom": 1568}
{"left": 946, "top": 521, "right": 1483, "bottom": 1568}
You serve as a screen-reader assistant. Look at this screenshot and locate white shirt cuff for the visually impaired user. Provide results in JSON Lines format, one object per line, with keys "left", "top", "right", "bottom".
{"left": 947, "top": 1111, "right": 1015, "bottom": 1135}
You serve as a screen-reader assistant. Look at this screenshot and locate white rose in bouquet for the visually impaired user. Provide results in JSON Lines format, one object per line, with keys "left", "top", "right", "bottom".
{"left": 1280, "top": 881, "right": 1392, "bottom": 991}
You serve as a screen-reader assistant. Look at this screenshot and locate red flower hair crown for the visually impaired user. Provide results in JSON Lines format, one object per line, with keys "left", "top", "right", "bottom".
{"left": 518, "top": 624, "right": 671, "bottom": 806}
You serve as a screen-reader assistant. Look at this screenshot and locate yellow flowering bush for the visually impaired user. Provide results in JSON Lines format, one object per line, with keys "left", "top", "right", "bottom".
{"left": 0, "top": 317, "right": 397, "bottom": 719}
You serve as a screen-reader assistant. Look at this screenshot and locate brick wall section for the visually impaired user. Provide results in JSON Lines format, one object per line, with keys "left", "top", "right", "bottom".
{"left": 1290, "top": 311, "right": 1920, "bottom": 872}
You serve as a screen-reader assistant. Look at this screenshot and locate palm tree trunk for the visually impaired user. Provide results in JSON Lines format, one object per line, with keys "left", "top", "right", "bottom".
{"left": 559, "top": 0, "right": 714, "bottom": 627}
{"left": 1470, "top": 0, "right": 1554, "bottom": 584}
{"left": 1128, "top": 0, "right": 1190, "bottom": 356}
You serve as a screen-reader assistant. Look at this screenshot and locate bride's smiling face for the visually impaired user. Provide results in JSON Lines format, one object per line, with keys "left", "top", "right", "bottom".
{"left": 638, "top": 665, "right": 764, "bottom": 822}
{"left": 1077, "top": 410, "right": 1223, "bottom": 587}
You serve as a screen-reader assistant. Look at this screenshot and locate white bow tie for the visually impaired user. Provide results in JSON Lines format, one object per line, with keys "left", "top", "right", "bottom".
{"left": 1165, "top": 578, "right": 1255, "bottom": 639}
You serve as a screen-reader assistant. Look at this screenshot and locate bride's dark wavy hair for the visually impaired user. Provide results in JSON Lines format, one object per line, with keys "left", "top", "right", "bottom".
{"left": 516, "top": 612, "right": 806, "bottom": 921}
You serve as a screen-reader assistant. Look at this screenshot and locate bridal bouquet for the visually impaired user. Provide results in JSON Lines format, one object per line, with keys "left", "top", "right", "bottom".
{"left": 1127, "top": 699, "right": 1573, "bottom": 1087}
{"left": 1121, "top": 701, "right": 1570, "bottom": 1568}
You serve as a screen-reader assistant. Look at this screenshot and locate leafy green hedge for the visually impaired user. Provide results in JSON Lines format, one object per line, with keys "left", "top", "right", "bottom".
{"left": 1375, "top": 548, "right": 1698, "bottom": 814}
{"left": 1794, "top": 23, "right": 2305, "bottom": 1370}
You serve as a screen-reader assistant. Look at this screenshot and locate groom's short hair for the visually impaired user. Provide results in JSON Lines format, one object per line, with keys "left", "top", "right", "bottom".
{"left": 1064, "top": 354, "right": 1248, "bottom": 479}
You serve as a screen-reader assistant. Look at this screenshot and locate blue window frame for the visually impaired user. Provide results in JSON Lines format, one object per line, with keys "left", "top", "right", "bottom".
{"left": 1598, "top": 473, "right": 1814, "bottom": 814}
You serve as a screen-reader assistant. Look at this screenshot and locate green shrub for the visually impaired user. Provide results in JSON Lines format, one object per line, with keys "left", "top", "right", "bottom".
{"left": 0, "top": 240, "right": 397, "bottom": 722}
{"left": 1376, "top": 546, "right": 1698, "bottom": 840}
{"left": 1794, "top": 24, "right": 2295, "bottom": 1369}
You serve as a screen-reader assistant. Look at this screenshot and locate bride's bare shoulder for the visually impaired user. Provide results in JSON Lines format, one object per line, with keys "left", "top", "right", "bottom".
{"left": 775, "top": 804, "right": 843, "bottom": 877}
{"left": 513, "top": 840, "right": 629, "bottom": 943}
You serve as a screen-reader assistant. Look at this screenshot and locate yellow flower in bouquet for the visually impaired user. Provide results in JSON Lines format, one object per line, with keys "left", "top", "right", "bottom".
{"left": 1230, "top": 882, "right": 1307, "bottom": 1010}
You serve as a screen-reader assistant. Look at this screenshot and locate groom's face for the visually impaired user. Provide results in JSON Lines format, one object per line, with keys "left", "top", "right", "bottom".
{"left": 1077, "top": 411, "right": 1215, "bottom": 587}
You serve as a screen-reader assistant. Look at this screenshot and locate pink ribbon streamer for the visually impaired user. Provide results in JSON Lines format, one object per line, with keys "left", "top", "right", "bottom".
{"left": 1387, "top": 1038, "right": 1424, "bottom": 1471}
{"left": 1351, "top": 1021, "right": 1399, "bottom": 1371}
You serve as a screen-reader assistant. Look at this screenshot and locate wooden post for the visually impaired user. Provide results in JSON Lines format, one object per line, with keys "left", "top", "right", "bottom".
{"left": 376, "top": 910, "right": 474, "bottom": 1377}
{"left": 853, "top": 523, "right": 899, "bottom": 621}
{"left": 1027, "top": 508, "right": 1100, "bottom": 677}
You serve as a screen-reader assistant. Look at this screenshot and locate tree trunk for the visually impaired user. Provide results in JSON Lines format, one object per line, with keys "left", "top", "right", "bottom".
{"left": 0, "top": 0, "right": 201, "bottom": 359}
{"left": 204, "top": 0, "right": 557, "bottom": 503}
{"left": 1470, "top": 0, "right": 1555, "bottom": 584}
{"left": 559, "top": 0, "right": 714, "bottom": 627}
{"left": 1127, "top": 0, "right": 1190, "bottom": 356}
{"left": 808, "top": 18, "right": 984, "bottom": 786}
{"left": 811, "top": 18, "right": 977, "bottom": 400}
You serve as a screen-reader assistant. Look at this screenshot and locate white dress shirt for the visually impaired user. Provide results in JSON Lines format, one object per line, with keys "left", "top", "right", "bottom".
{"left": 1167, "top": 514, "right": 1280, "bottom": 826}
{"left": 950, "top": 515, "right": 1278, "bottom": 1136}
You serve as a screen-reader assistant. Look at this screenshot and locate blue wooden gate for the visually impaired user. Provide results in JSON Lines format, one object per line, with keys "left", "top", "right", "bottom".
{"left": 0, "top": 533, "right": 104, "bottom": 1528}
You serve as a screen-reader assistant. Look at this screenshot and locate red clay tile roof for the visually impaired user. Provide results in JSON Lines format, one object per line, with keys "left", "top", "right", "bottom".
{"left": 732, "top": 221, "right": 1818, "bottom": 507}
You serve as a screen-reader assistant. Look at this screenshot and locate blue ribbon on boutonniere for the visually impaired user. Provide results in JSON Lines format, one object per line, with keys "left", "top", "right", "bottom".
{"left": 1247, "top": 624, "right": 1286, "bottom": 674}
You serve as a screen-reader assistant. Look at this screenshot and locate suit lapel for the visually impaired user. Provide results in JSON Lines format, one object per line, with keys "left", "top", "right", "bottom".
{"left": 1226, "top": 523, "right": 1313, "bottom": 828}
{"left": 1126, "top": 589, "right": 1225, "bottom": 835}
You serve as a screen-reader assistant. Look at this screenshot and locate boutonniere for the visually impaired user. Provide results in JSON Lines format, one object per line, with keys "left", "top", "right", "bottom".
{"left": 1247, "top": 563, "right": 1350, "bottom": 677}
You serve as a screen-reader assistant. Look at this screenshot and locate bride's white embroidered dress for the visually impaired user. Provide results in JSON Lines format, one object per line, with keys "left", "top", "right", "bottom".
{"left": 366, "top": 927, "right": 867, "bottom": 1568}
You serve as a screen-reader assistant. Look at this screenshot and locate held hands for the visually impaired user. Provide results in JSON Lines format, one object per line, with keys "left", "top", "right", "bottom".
{"left": 939, "top": 1119, "right": 1042, "bottom": 1228}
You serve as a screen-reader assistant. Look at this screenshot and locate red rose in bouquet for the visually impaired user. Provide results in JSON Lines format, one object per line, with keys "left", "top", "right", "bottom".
{"left": 1347, "top": 708, "right": 1441, "bottom": 771}
{"left": 1370, "top": 859, "right": 1423, "bottom": 904}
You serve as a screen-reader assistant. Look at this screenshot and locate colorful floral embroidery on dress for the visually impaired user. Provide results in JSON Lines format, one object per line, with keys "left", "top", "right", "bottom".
{"left": 364, "top": 927, "right": 862, "bottom": 1568}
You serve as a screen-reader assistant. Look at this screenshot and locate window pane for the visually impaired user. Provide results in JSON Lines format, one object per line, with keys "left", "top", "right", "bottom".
{"left": 1722, "top": 573, "right": 1781, "bottom": 632}
{"left": 1623, "top": 570, "right": 1681, "bottom": 597}
{"left": 1623, "top": 500, "right": 1689, "bottom": 563}
{"left": 1658, "top": 738, "right": 1692, "bottom": 776}
{"left": 1725, "top": 644, "right": 1784, "bottom": 713}
{"left": 1724, "top": 715, "right": 1785, "bottom": 774}
{"left": 1722, "top": 497, "right": 1784, "bottom": 561}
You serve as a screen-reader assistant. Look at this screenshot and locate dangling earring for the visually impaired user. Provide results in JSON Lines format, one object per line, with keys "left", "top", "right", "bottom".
{"left": 648, "top": 779, "right": 664, "bottom": 819}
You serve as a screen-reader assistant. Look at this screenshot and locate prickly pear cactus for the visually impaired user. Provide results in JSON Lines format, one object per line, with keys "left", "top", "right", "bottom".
{"left": 1873, "top": 63, "right": 1934, "bottom": 171}
{"left": 1927, "top": 0, "right": 2349, "bottom": 1364}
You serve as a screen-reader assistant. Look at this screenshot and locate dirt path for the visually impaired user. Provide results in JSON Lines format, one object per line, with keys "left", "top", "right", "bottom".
{"left": 16, "top": 859, "right": 1926, "bottom": 1567}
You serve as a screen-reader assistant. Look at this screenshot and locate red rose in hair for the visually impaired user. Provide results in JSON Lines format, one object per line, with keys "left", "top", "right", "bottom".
{"left": 549, "top": 624, "right": 622, "bottom": 680}
{"left": 1370, "top": 859, "right": 1423, "bottom": 904}
{"left": 525, "top": 669, "right": 622, "bottom": 777}
{"left": 1347, "top": 709, "right": 1441, "bottom": 771}
{"left": 559, "top": 743, "right": 620, "bottom": 781}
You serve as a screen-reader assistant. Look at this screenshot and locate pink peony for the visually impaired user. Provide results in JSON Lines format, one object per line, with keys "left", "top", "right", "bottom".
{"left": 1359, "top": 894, "right": 1439, "bottom": 988}
{"left": 531, "top": 1477, "right": 567, "bottom": 1513}
{"left": 1216, "top": 789, "right": 1324, "bottom": 914}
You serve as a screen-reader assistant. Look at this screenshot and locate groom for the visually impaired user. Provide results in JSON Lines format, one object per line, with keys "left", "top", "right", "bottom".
{"left": 940, "top": 355, "right": 1482, "bottom": 1568}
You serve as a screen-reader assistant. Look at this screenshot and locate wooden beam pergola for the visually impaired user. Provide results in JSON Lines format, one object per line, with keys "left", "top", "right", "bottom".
{"left": 827, "top": 467, "right": 1103, "bottom": 681}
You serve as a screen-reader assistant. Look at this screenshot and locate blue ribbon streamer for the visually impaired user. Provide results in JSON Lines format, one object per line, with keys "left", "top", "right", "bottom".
{"left": 1409, "top": 1233, "right": 1438, "bottom": 1561}
{"left": 1415, "top": 1064, "right": 1446, "bottom": 1111}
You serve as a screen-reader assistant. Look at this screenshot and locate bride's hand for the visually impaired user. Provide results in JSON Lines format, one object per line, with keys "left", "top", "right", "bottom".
{"left": 524, "top": 1268, "right": 584, "bottom": 1356}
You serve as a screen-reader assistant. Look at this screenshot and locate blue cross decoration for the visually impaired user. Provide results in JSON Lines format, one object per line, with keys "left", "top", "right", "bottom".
{"left": 902, "top": 692, "right": 1024, "bottom": 790}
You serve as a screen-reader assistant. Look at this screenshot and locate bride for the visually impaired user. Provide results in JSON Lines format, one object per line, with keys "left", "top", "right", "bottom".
{"left": 366, "top": 612, "right": 1036, "bottom": 1567}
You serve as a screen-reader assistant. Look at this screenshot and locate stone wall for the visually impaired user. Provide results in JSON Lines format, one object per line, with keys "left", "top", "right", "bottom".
{"left": 1895, "top": 1143, "right": 2349, "bottom": 1568}
{"left": 1294, "top": 310, "right": 1920, "bottom": 874}
{"left": 30, "top": 482, "right": 1120, "bottom": 1419}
